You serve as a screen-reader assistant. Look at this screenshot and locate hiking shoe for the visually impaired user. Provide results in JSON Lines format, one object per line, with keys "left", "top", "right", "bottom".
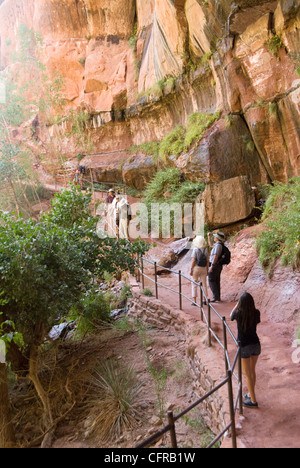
{"left": 243, "top": 399, "right": 258, "bottom": 409}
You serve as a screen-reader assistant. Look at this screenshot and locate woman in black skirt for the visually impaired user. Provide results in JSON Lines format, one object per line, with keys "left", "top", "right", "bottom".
{"left": 231, "top": 292, "right": 261, "bottom": 408}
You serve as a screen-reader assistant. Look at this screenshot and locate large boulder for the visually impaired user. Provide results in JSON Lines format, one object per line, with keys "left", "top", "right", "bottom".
{"left": 202, "top": 175, "right": 256, "bottom": 229}
{"left": 122, "top": 153, "right": 157, "bottom": 191}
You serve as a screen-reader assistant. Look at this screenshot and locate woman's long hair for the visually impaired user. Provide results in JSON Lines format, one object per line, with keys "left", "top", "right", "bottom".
{"left": 236, "top": 293, "right": 257, "bottom": 333}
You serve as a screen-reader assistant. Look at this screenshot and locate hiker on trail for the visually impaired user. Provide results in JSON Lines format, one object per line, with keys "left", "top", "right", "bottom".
{"left": 105, "top": 189, "right": 115, "bottom": 206}
{"left": 190, "top": 235, "right": 209, "bottom": 306}
{"left": 231, "top": 292, "right": 261, "bottom": 409}
{"left": 207, "top": 231, "right": 226, "bottom": 303}
{"left": 105, "top": 189, "right": 116, "bottom": 237}
{"left": 115, "top": 195, "right": 132, "bottom": 239}
{"left": 73, "top": 167, "right": 80, "bottom": 185}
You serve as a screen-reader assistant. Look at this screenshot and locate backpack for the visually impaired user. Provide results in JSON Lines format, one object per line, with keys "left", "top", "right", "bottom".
{"left": 196, "top": 248, "right": 207, "bottom": 267}
{"left": 218, "top": 244, "right": 231, "bottom": 266}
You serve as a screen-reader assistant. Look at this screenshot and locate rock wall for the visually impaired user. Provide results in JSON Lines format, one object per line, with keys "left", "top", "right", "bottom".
{"left": 222, "top": 227, "right": 300, "bottom": 324}
{"left": 0, "top": 0, "right": 299, "bottom": 226}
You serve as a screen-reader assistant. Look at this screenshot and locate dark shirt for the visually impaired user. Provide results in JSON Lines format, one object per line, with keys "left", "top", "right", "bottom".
{"left": 105, "top": 195, "right": 115, "bottom": 204}
{"left": 231, "top": 309, "right": 261, "bottom": 347}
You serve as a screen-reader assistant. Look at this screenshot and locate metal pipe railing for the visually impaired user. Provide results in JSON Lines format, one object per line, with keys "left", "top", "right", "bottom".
{"left": 134, "top": 253, "right": 243, "bottom": 449}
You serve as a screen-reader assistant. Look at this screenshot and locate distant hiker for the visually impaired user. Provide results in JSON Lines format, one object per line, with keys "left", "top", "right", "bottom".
{"left": 73, "top": 167, "right": 80, "bottom": 185}
{"left": 190, "top": 235, "right": 209, "bottom": 305}
{"left": 105, "top": 190, "right": 116, "bottom": 237}
{"left": 231, "top": 292, "right": 261, "bottom": 409}
{"left": 207, "top": 231, "right": 229, "bottom": 303}
{"left": 105, "top": 189, "right": 115, "bottom": 206}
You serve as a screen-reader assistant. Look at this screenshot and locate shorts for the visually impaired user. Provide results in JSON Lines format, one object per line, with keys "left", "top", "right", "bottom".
{"left": 241, "top": 342, "right": 261, "bottom": 359}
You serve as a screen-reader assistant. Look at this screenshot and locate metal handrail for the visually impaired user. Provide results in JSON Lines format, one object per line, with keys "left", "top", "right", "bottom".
{"left": 134, "top": 254, "right": 243, "bottom": 449}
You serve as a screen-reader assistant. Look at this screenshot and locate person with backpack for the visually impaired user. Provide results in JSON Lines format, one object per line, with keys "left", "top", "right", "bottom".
{"left": 190, "top": 236, "right": 209, "bottom": 306}
{"left": 208, "top": 231, "right": 231, "bottom": 303}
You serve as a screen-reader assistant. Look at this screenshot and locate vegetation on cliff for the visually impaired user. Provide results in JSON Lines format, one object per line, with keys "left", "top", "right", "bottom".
{"left": 142, "top": 168, "right": 205, "bottom": 237}
{"left": 256, "top": 177, "right": 300, "bottom": 272}
{"left": 129, "top": 111, "right": 221, "bottom": 165}
{"left": 0, "top": 185, "right": 148, "bottom": 447}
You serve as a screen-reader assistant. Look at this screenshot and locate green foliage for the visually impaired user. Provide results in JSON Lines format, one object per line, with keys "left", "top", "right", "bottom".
{"left": 142, "top": 288, "right": 153, "bottom": 297}
{"left": 159, "top": 111, "right": 220, "bottom": 162}
{"left": 159, "top": 126, "right": 186, "bottom": 162}
{"left": 265, "top": 35, "right": 283, "bottom": 58}
{"left": 256, "top": 177, "right": 300, "bottom": 271}
{"left": 184, "top": 111, "right": 220, "bottom": 149}
{"left": 142, "top": 168, "right": 205, "bottom": 237}
{"left": 128, "top": 111, "right": 220, "bottom": 165}
{"left": 143, "top": 168, "right": 182, "bottom": 202}
{"left": 0, "top": 185, "right": 149, "bottom": 349}
{"left": 89, "top": 359, "right": 142, "bottom": 440}
{"left": 128, "top": 141, "right": 160, "bottom": 159}
{"left": 1, "top": 24, "right": 65, "bottom": 126}
{"left": 69, "top": 290, "right": 111, "bottom": 336}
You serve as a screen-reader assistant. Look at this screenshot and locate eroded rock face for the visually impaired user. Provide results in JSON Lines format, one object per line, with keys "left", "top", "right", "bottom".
{"left": 203, "top": 176, "right": 256, "bottom": 229}
{"left": 222, "top": 227, "right": 300, "bottom": 324}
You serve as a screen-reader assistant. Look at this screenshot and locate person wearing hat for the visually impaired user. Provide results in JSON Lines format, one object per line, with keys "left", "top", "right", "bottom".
{"left": 208, "top": 231, "right": 226, "bottom": 303}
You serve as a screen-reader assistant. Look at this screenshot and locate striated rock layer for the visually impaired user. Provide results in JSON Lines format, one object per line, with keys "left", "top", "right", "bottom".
{"left": 0, "top": 0, "right": 299, "bottom": 226}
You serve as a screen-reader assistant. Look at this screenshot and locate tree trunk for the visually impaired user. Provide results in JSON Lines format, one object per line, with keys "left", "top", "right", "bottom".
{"left": 29, "top": 344, "right": 54, "bottom": 448}
{"left": 0, "top": 363, "right": 15, "bottom": 448}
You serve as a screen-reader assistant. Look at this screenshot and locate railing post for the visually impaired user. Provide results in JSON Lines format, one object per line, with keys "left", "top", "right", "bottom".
{"left": 137, "top": 254, "right": 141, "bottom": 283}
{"left": 227, "top": 369, "right": 237, "bottom": 449}
{"left": 207, "top": 299, "right": 212, "bottom": 347}
{"left": 179, "top": 271, "right": 182, "bottom": 310}
{"left": 223, "top": 317, "right": 229, "bottom": 372}
{"left": 200, "top": 282, "right": 203, "bottom": 321}
{"left": 238, "top": 341, "right": 243, "bottom": 415}
{"left": 154, "top": 262, "right": 158, "bottom": 299}
{"left": 168, "top": 411, "right": 178, "bottom": 449}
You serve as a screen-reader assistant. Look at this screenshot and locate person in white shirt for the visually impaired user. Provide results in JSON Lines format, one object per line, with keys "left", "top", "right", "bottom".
{"left": 190, "top": 236, "right": 209, "bottom": 305}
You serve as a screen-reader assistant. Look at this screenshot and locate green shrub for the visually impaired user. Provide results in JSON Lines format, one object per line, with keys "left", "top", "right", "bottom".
{"left": 89, "top": 359, "right": 142, "bottom": 441}
{"left": 158, "top": 112, "right": 220, "bottom": 163}
{"left": 142, "top": 168, "right": 206, "bottom": 237}
{"left": 143, "top": 168, "right": 182, "bottom": 203}
{"left": 184, "top": 111, "right": 220, "bottom": 150}
{"left": 159, "top": 125, "right": 186, "bottom": 162}
{"left": 127, "top": 111, "right": 221, "bottom": 166}
{"left": 265, "top": 35, "right": 283, "bottom": 58}
{"left": 256, "top": 177, "right": 300, "bottom": 271}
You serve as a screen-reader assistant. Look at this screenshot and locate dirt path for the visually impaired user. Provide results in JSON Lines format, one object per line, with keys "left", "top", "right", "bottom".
{"left": 140, "top": 269, "right": 300, "bottom": 449}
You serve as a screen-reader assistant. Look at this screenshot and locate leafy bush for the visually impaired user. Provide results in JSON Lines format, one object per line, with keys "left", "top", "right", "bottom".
{"left": 142, "top": 168, "right": 205, "bottom": 237}
{"left": 256, "top": 177, "right": 300, "bottom": 271}
{"left": 69, "top": 291, "right": 111, "bottom": 336}
{"left": 159, "top": 125, "right": 186, "bottom": 162}
{"left": 184, "top": 111, "right": 220, "bottom": 150}
{"left": 143, "top": 168, "right": 182, "bottom": 203}
{"left": 128, "top": 111, "right": 221, "bottom": 164}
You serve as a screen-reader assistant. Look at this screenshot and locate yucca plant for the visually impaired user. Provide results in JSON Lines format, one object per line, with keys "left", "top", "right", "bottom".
{"left": 88, "top": 359, "right": 143, "bottom": 442}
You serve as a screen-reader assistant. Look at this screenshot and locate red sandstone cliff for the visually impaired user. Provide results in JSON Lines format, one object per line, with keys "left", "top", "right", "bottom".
{"left": 0, "top": 0, "right": 299, "bottom": 225}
